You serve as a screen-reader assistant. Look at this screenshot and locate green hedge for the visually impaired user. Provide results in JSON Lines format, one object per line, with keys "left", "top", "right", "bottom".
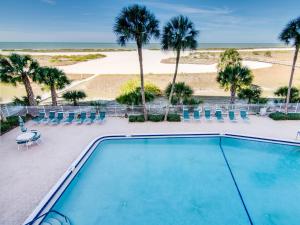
{"left": 0, "top": 114, "right": 32, "bottom": 135}
{"left": 129, "top": 113, "right": 181, "bottom": 122}
{"left": 269, "top": 112, "right": 300, "bottom": 120}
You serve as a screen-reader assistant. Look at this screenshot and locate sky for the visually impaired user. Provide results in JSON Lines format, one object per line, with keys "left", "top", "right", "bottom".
{"left": 0, "top": 0, "right": 299, "bottom": 43}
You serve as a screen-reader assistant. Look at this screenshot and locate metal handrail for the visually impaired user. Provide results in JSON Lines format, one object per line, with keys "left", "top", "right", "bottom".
{"left": 24, "top": 210, "right": 70, "bottom": 225}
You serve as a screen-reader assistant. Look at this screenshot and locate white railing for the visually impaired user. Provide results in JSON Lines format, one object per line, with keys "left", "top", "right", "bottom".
{"left": 1, "top": 103, "right": 299, "bottom": 118}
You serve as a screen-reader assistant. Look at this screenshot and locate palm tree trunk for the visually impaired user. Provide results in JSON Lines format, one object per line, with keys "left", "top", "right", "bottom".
{"left": 285, "top": 46, "right": 299, "bottom": 114}
{"left": 22, "top": 75, "right": 36, "bottom": 106}
{"left": 50, "top": 85, "right": 57, "bottom": 106}
{"left": 164, "top": 49, "right": 181, "bottom": 121}
{"left": 230, "top": 85, "right": 236, "bottom": 104}
{"left": 137, "top": 44, "right": 147, "bottom": 120}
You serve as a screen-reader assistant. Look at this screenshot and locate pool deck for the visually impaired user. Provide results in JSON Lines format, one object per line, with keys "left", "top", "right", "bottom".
{"left": 0, "top": 116, "right": 299, "bottom": 225}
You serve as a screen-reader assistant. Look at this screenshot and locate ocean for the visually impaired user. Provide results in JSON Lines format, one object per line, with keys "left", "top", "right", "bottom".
{"left": 0, "top": 42, "right": 286, "bottom": 50}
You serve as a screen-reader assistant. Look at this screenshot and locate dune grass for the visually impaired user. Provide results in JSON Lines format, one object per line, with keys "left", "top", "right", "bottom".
{"left": 49, "top": 54, "right": 106, "bottom": 63}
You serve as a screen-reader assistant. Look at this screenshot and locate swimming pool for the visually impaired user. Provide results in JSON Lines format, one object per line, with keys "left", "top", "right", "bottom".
{"left": 27, "top": 134, "right": 300, "bottom": 225}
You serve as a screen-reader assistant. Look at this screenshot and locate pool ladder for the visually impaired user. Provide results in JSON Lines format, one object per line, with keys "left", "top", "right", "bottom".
{"left": 24, "top": 210, "right": 71, "bottom": 225}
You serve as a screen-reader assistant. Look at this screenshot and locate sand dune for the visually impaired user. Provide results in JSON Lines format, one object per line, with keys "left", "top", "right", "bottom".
{"left": 57, "top": 50, "right": 272, "bottom": 74}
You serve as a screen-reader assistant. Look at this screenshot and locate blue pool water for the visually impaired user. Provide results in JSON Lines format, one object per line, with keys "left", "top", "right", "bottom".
{"left": 47, "top": 136, "right": 300, "bottom": 225}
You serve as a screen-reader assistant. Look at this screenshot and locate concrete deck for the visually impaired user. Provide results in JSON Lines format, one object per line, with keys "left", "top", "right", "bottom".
{"left": 0, "top": 116, "right": 299, "bottom": 225}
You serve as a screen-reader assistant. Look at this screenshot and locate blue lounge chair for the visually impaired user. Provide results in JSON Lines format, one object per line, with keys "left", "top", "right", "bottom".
{"left": 87, "top": 112, "right": 96, "bottom": 124}
{"left": 47, "top": 111, "right": 56, "bottom": 124}
{"left": 183, "top": 108, "right": 190, "bottom": 121}
{"left": 30, "top": 130, "right": 41, "bottom": 144}
{"left": 193, "top": 109, "right": 201, "bottom": 121}
{"left": 99, "top": 111, "right": 106, "bottom": 122}
{"left": 51, "top": 112, "right": 64, "bottom": 124}
{"left": 240, "top": 109, "right": 249, "bottom": 121}
{"left": 229, "top": 110, "right": 237, "bottom": 122}
{"left": 33, "top": 111, "right": 46, "bottom": 124}
{"left": 64, "top": 112, "right": 75, "bottom": 124}
{"left": 18, "top": 116, "right": 27, "bottom": 132}
{"left": 77, "top": 112, "right": 87, "bottom": 124}
{"left": 215, "top": 110, "right": 224, "bottom": 122}
{"left": 204, "top": 108, "right": 212, "bottom": 121}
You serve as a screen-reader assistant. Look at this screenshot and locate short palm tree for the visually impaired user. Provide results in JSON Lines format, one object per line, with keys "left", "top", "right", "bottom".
{"left": 274, "top": 86, "right": 300, "bottom": 103}
{"left": 114, "top": 4, "right": 160, "bottom": 120}
{"left": 161, "top": 15, "right": 199, "bottom": 120}
{"left": 62, "top": 90, "right": 86, "bottom": 106}
{"left": 217, "top": 48, "right": 241, "bottom": 72}
{"left": 165, "top": 82, "right": 193, "bottom": 105}
{"left": 238, "top": 85, "right": 262, "bottom": 104}
{"left": 0, "top": 54, "right": 39, "bottom": 106}
{"left": 35, "top": 67, "right": 70, "bottom": 106}
{"left": 279, "top": 16, "right": 300, "bottom": 113}
{"left": 217, "top": 65, "right": 253, "bottom": 104}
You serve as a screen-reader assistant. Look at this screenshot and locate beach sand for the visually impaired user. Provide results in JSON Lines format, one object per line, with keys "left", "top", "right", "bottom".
{"left": 1, "top": 48, "right": 299, "bottom": 103}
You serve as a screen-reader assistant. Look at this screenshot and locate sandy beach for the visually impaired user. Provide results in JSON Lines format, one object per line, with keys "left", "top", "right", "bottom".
{"left": 0, "top": 48, "right": 299, "bottom": 103}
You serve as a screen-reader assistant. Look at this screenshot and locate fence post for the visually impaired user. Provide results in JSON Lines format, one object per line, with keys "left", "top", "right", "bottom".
{"left": 26, "top": 106, "right": 28, "bottom": 114}
{"left": 295, "top": 103, "right": 298, "bottom": 113}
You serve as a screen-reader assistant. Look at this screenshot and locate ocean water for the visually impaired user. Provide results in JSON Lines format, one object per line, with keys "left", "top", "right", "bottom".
{"left": 43, "top": 136, "right": 300, "bottom": 225}
{"left": 0, "top": 42, "right": 286, "bottom": 50}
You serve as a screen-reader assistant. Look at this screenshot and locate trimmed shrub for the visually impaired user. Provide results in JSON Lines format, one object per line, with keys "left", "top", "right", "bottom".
{"left": 167, "top": 113, "right": 181, "bottom": 122}
{"left": 269, "top": 112, "right": 300, "bottom": 120}
{"left": 0, "top": 114, "right": 32, "bottom": 135}
{"left": 148, "top": 114, "right": 164, "bottom": 122}
{"left": 128, "top": 113, "right": 181, "bottom": 122}
{"left": 129, "top": 115, "right": 145, "bottom": 122}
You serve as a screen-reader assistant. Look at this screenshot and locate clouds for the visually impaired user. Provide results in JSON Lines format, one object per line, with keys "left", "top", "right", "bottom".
{"left": 41, "top": 0, "right": 56, "bottom": 5}
{"left": 143, "top": 1, "right": 231, "bottom": 15}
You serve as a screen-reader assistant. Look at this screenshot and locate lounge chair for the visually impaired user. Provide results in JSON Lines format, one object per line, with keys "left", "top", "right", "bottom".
{"left": 30, "top": 130, "right": 41, "bottom": 144}
{"left": 99, "top": 111, "right": 106, "bottom": 122}
{"left": 215, "top": 109, "right": 224, "bottom": 122}
{"left": 240, "top": 109, "right": 249, "bottom": 121}
{"left": 18, "top": 116, "right": 27, "bottom": 132}
{"left": 64, "top": 112, "right": 75, "bottom": 124}
{"left": 87, "top": 112, "right": 96, "bottom": 124}
{"left": 77, "top": 112, "right": 87, "bottom": 124}
{"left": 51, "top": 112, "right": 64, "bottom": 124}
{"left": 204, "top": 108, "right": 212, "bottom": 121}
{"left": 193, "top": 109, "right": 201, "bottom": 121}
{"left": 229, "top": 110, "right": 237, "bottom": 122}
{"left": 33, "top": 111, "right": 46, "bottom": 124}
{"left": 183, "top": 108, "right": 190, "bottom": 121}
{"left": 47, "top": 111, "right": 56, "bottom": 124}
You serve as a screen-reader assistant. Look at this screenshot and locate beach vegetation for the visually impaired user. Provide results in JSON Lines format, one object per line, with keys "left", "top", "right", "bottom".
{"left": 217, "top": 48, "right": 241, "bottom": 71}
{"left": 264, "top": 51, "right": 272, "bottom": 57}
{"left": 161, "top": 15, "right": 199, "bottom": 120}
{"left": 0, "top": 53, "right": 40, "bottom": 106}
{"left": 120, "top": 79, "right": 162, "bottom": 96}
{"left": 35, "top": 67, "right": 70, "bottom": 106}
{"left": 279, "top": 16, "right": 300, "bottom": 113}
{"left": 49, "top": 54, "right": 106, "bottom": 64}
{"left": 114, "top": 4, "right": 160, "bottom": 120}
{"left": 217, "top": 65, "right": 253, "bottom": 104}
{"left": 62, "top": 90, "right": 87, "bottom": 106}
{"left": 274, "top": 86, "right": 300, "bottom": 103}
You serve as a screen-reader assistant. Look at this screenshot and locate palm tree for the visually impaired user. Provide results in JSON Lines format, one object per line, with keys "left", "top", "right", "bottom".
{"left": 0, "top": 54, "right": 39, "bottom": 106}
{"left": 62, "top": 90, "right": 86, "bottom": 106}
{"left": 274, "top": 86, "right": 300, "bottom": 103}
{"left": 161, "top": 15, "right": 199, "bottom": 120}
{"left": 217, "top": 65, "right": 253, "bottom": 104}
{"left": 217, "top": 48, "right": 241, "bottom": 72}
{"left": 114, "top": 4, "right": 160, "bottom": 120}
{"left": 279, "top": 16, "right": 300, "bottom": 113}
{"left": 165, "top": 82, "right": 193, "bottom": 105}
{"left": 238, "top": 85, "right": 262, "bottom": 104}
{"left": 35, "top": 67, "right": 70, "bottom": 106}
